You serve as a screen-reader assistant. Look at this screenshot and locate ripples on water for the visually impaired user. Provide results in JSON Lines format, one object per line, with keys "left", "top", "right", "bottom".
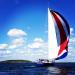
{"left": 0, "top": 63, "right": 75, "bottom": 75}
{"left": 0, "top": 67, "right": 75, "bottom": 75}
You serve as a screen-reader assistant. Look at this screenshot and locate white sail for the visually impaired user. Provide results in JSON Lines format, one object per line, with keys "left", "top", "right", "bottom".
{"left": 48, "top": 8, "right": 59, "bottom": 60}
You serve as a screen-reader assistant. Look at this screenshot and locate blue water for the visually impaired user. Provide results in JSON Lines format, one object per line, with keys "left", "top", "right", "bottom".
{"left": 0, "top": 63, "right": 75, "bottom": 75}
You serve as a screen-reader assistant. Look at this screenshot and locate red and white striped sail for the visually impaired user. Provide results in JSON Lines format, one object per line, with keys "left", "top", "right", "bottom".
{"left": 48, "top": 8, "right": 70, "bottom": 60}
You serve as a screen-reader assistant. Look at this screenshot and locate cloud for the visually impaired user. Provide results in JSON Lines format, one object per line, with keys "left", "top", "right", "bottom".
{"left": 7, "top": 28, "right": 27, "bottom": 49}
{"left": 9, "top": 38, "right": 24, "bottom": 49}
{"left": 70, "top": 27, "right": 74, "bottom": 35}
{"left": 69, "top": 38, "right": 75, "bottom": 44}
{"left": 11, "top": 38, "right": 24, "bottom": 45}
{"left": 7, "top": 28, "right": 27, "bottom": 37}
{"left": 28, "top": 38, "right": 47, "bottom": 49}
{"left": 66, "top": 27, "right": 75, "bottom": 62}
{"left": 6, "top": 50, "right": 11, "bottom": 54}
{"left": 28, "top": 42, "right": 42, "bottom": 49}
{"left": 0, "top": 44, "right": 8, "bottom": 50}
{"left": 68, "top": 27, "right": 75, "bottom": 45}
{"left": 33, "top": 38, "right": 44, "bottom": 42}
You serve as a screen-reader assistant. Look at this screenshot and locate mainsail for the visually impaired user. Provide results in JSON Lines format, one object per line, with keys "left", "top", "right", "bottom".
{"left": 48, "top": 8, "right": 70, "bottom": 60}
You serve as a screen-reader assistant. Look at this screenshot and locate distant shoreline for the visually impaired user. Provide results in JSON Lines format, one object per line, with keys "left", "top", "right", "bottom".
{"left": 1, "top": 60, "right": 75, "bottom": 68}
{"left": 0, "top": 60, "right": 75, "bottom": 63}
{"left": 0, "top": 60, "right": 32, "bottom": 63}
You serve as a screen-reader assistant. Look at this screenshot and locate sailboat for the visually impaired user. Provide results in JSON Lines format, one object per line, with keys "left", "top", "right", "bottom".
{"left": 36, "top": 8, "right": 70, "bottom": 67}
{"left": 1, "top": 8, "right": 70, "bottom": 68}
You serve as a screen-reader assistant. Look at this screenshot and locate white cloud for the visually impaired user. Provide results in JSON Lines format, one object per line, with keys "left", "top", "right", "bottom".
{"left": 68, "top": 27, "right": 75, "bottom": 46}
{"left": 69, "top": 38, "right": 75, "bottom": 43}
{"left": 0, "top": 44, "right": 8, "bottom": 50}
{"left": 9, "top": 45, "right": 17, "bottom": 49}
{"left": 7, "top": 28, "right": 27, "bottom": 37}
{"left": 70, "top": 27, "right": 74, "bottom": 35}
{"left": 28, "top": 42, "right": 42, "bottom": 49}
{"left": 12, "top": 38, "right": 24, "bottom": 45}
{"left": 68, "top": 27, "right": 75, "bottom": 47}
{"left": 9, "top": 38, "right": 25, "bottom": 49}
{"left": 28, "top": 38, "right": 47, "bottom": 49}
{"left": 33, "top": 38, "right": 44, "bottom": 42}
{"left": 6, "top": 50, "right": 11, "bottom": 54}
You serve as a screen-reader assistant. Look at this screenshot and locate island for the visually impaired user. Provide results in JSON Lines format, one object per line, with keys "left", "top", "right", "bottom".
{"left": 0, "top": 60, "right": 32, "bottom": 63}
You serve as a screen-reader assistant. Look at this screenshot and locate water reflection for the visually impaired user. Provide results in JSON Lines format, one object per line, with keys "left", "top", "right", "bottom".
{"left": 59, "top": 68, "right": 68, "bottom": 75}
{"left": 0, "top": 66, "right": 75, "bottom": 75}
{"left": 7, "top": 67, "right": 69, "bottom": 75}
{"left": 47, "top": 67, "right": 61, "bottom": 74}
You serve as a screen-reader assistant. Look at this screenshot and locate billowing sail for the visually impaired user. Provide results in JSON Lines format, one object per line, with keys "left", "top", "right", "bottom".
{"left": 48, "top": 8, "right": 70, "bottom": 60}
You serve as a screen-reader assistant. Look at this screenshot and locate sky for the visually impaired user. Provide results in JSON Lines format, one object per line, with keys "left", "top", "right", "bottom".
{"left": 0, "top": 0, "right": 75, "bottom": 62}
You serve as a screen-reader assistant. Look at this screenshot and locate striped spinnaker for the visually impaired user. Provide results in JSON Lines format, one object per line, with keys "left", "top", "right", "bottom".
{"left": 48, "top": 9, "right": 70, "bottom": 60}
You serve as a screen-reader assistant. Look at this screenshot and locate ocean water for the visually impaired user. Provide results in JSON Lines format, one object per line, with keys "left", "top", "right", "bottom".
{"left": 0, "top": 63, "right": 75, "bottom": 75}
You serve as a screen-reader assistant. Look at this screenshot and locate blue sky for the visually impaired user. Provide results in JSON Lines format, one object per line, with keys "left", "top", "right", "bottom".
{"left": 0, "top": 0, "right": 47, "bottom": 43}
{"left": 0, "top": 0, "right": 75, "bottom": 62}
